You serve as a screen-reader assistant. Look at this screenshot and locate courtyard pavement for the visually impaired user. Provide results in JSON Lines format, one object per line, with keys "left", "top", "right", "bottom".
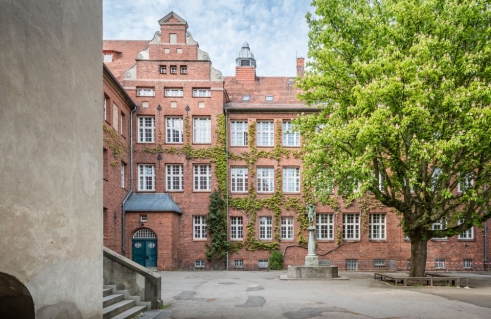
{"left": 154, "top": 270, "right": 491, "bottom": 319}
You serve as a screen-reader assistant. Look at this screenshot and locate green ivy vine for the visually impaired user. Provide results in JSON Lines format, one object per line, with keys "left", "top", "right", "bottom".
{"left": 103, "top": 124, "right": 130, "bottom": 167}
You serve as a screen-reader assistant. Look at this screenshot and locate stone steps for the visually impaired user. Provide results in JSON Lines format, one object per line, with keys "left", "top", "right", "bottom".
{"left": 103, "top": 286, "right": 148, "bottom": 319}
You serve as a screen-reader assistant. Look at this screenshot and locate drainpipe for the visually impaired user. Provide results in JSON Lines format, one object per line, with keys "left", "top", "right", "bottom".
{"left": 122, "top": 104, "right": 138, "bottom": 256}
{"left": 225, "top": 107, "right": 229, "bottom": 270}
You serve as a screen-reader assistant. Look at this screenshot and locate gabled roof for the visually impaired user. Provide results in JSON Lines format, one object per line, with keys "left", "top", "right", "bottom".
{"left": 124, "top": 193, "right": 183, "bottom": 213}
{"left": 158, "top": 11, "right": 188, "bottom": 26}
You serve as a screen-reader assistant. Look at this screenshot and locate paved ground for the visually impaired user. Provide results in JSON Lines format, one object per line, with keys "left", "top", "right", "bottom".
{"left": 152, "top": 271, "right": 491, "bottom": 319}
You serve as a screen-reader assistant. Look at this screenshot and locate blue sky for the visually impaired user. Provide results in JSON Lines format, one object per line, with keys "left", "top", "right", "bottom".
{"left": 103, "top": 0, "right": 312, "bottom": 76}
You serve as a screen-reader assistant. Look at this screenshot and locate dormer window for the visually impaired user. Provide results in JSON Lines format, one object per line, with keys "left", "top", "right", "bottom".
{"left": 103, "top": 53, "right": 112, "bottom": 63}
{"left": 170, "top": 66, "right": 177, "bottom": 74}
{"left": 240, "top": 60, "right": 250, "bottom": 66}
{"left": 160, "top": 66, "right": 167, "bottom": 74}
{"left": 181, "top": 66, "right": 187, "bottom": 74}
{"left": 242, "top": 95, "right": 251, "bottom": 101}
{"left": 265, "top": 95, "right": 274, "bottom": 102}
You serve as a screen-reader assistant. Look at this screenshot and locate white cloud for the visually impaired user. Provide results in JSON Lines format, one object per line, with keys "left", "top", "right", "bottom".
{"left": 103, "top": 0, "right": 311, "bottom": 76}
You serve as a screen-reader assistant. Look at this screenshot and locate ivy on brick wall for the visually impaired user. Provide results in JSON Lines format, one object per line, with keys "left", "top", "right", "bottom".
{"left": 103, "top": 123, "right": 130, "bottom": 167}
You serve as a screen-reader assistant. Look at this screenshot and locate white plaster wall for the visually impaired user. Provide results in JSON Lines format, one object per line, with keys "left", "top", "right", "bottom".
{"left": 0, "top": 1, "right": 103, "bottom": 318}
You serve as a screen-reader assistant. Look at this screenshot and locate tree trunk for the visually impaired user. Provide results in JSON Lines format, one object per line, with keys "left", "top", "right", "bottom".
{"left": 409, "top": 238, "right": 428, "bottom": 277}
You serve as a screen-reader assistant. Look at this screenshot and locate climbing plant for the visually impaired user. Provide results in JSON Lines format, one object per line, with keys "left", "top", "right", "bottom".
{"left": 205, "top": 191, "right": 230, "bottom": 268}
{"left": 103, "top": 124, "right": 130, "bottom": 167}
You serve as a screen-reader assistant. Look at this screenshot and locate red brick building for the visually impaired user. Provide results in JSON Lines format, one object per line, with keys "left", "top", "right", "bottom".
{"left": 103, "top": 12, "right": 490, "bottom": 271}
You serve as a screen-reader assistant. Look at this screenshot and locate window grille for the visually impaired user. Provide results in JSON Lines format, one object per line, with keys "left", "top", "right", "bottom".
{"left": 166, "top": 117, "right": 183, "bottom": 143}
{"left": 343, "top": 214, "right": 360, "bottom": 240}
{"left": 160, "top": 66, "right": 167, "bottom": 74}
{"left": 374, "top": 259, "right": 386, "bottom": 268}
{"left": 133, "top": 228, "right": 156, "bottom": 238}
{"left": 194, "top": 260, "right": 205, "bottom": 268}
{"left": 281, "top": 217, "right": 294, "bottom": 240}
{"left": 257, "top": 167, "right": 274, "bottom": 193}
{"left": 463, "top": 259, "right": 473, "bottom": 269}
{"left": 166, "top": 165, "right": 183, "bottom": 191}
{"left": 234, "top": 259, "right": 244, "bottom": 269}
{"left": 231, "top": 121, "right": 248, "bottom": 146}
{"left": 369, "top": 214, "right": 386, "bottom": 240}
{"left": 180, "top": 66, "right": 187, "bottom": 74}
{"left": 283, "top": 167, "right": 300, "bottom": 192}
{"left": 282, "top": 121, "right": 300, "bottom": 146}
{"left": 231, "top": 167, "right": 248, "bottom": 192}
{"left": 231, "top": 217, "right": 243, "bottom": 239}
{"left": 194, "top": 165, "right": 211, "bottom": 191}
{"left": 140, "top": 214, "right": 147, "bottom": 222}
{"left": 316, "top": 214, "right": 334, "bottom": 240}
{"left": 193, "top": 216, "right": 207, "bottom": 239}
{"left": 259, "top": 217, "right": 272, "bottom": 240}
{"left": 346, "top": 259, "right": 358, "bottom": 271}
{"left": 138, "top": 117, "right": 155, "bottom": 143}
{"left": 138, "top": 165, "right": 155, "bottom": 191}
{"left": 193, "top": 117, "right": 211, "bottom": 143}
{"left": 256, "top": 121, "right": 274, "bottom": 146}
{"left": 170, "top": 66, "right": 177, "bottom": 74}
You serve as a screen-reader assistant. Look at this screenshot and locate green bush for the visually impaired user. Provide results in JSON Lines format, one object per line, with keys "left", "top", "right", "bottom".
{"left": 268, "top": 250, "right": 284, "bottom": 270}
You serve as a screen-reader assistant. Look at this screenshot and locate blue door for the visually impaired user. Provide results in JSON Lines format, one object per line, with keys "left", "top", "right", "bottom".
{"left": 132, "top": 229, "right": 158, "bottom": 268}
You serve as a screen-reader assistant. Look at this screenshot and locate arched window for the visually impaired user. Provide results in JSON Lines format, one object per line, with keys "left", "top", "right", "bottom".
{"left": 133, "top": 228, "right": 157, "bottom": 239}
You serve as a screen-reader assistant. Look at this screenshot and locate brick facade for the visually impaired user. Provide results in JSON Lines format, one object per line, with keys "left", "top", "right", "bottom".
{"left": 103, "top": 12, "right": 490, "bottom": 271}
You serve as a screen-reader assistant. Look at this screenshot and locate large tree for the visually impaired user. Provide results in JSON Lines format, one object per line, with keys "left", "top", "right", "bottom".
{"left": 296, "top": 0, "right": 491, "bottom": 277}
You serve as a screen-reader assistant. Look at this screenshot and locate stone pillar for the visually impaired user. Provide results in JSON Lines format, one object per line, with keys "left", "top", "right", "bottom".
{"left": 305, "top": 226, "right": 319, "bottom": 267}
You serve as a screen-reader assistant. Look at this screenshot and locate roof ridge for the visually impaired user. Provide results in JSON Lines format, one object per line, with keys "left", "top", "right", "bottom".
{"left": 103, "top": 39, "right": 150, "bottom": 42}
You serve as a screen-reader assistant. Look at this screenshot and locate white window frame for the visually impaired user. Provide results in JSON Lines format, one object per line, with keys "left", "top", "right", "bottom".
{"left": 231, "top": 167, "right": 248, "bottom": 193}
{"left": 265, "top": 95, "right": 274, "bottom": 102}
{"left": 165, "top": 88, "right": 183, "bottom": 97}
{"left": 316, "top": 214, "right": 334, "bottom": 240}
{"left": 463, "top": 259, "right": 473, "bottom": 269}
{"left": 257, "top": 167, "right": 274, "bottom": 193}
{"left": 374, "top": 259, "right": 386, "bottom": 268}
{"left": 282, "top": 121, "right": 300, "bottom": 147}
{"left": 193, "top": 216, "right": 207, "bottom": 240}
{"left": 170, "top": 66, "right": 177, "bottom": 74}
{"left": 166, "top": 117, "right": 183, "bottom": 143}
{"left": 166, "top": 164, "right": 183, "bottom": 191}
{"left": 160, "top": 66, "right": 167, "bottom": 74}
{"left": 138, "top": 117, "right": 155, "bottom": 143}
{"left": 346, "top": 259, "right": 358, "bottom": 271}
{"left": 138, "top": 164, "right": 155, "bottom": 191}
{"left": 343, "top": 214, "right": 360, "bottom": 240}
{"left": 137, "top": 88, "right": 155, "bottom": 97}
{"left": 230, "top": 216, "right": 243, "bottom": 240}
{"left": 259, "top": 217, "right": 273, "bottom": 240}
{"left": 104, "top": 95, "right": 107, "bottom": 121}
{"left": 193, "top": 164, "right": 211, "bottom": 191}
{"left": 242, "top": 95, "right": 251, "bottom": 101}
{"left": 193, "top": 117, "right": 211, "bottom": 144}
{"left": 121, "top": 163, "right": 125, "bottom": 188}
{"left": 435, "top": 259, "right": 446, "bottom": 269}
{"left": 256, "top": 121, "right": 274, "bottom": 147}
{"left": 283, "top": 167, "right": 300, "bottom": 193}
{"left": 458, "top": 220, "right": 474, "bottom": 239}
{"left": 230, "top": 121, "right": 248, "bottom": 146}
{"left": 140, "top": 214, "right": 147, "bottom": 222}
{"left": 458, "top": 174, "right": 474, "bottom": 193}
{"left": 234, "top": 259, "right": 244, "bottom": 269}
{"left": 281, "top": 217, "right": 294, "bottom": 240}
{"left": 192, "top": 89, "right": 211, "bottom": 97}
{"left": 103, "top": 53, "right": 112, "bottom": 62}
{"left": 431, "top": 219, "right": 447, "bottom": 239}
{"left": 180, "top": 65, "right": 187, "bottom": 74}
{"left": 369, "top": 214, "right": 386, "bottom": 240}
{"left": 194, "top": 260, "right": 205, "bottom": 268}
{"left": 258, "top": 259, "right": 269, "bottom": 269}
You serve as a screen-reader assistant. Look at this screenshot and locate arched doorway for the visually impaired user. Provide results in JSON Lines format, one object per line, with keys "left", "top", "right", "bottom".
{"left": 0, "top": 272, "right": 35, "bottom": 319}
{"left": 132, "top": 228, "right": 157, "bottom": 268}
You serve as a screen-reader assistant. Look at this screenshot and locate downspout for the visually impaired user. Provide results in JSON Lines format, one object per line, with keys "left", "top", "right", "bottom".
{"left": 122, "top": 104, "right": 138, "bottom": 256}
{"left": 225, "top": 106, "right": 229, "bottom": 270}
{"left": 484, "top": 185, "right": 488, "bottom": 269}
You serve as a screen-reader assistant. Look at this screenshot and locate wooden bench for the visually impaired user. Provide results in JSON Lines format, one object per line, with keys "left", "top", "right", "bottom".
{"left": 374, "top": 272, "right": 468, "bottom": 287}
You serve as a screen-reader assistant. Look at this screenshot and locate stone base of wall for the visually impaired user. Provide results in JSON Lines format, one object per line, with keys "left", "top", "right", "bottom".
{"left": 286, "top": 265, "right": 339, "bottom": 280}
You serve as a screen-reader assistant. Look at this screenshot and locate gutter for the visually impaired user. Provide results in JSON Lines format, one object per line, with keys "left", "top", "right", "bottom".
{"left": 122, "top": 103, "right": 138, "bottom": 256}
{"left": 224, "top": 107, "right": 322, "bottom": 113}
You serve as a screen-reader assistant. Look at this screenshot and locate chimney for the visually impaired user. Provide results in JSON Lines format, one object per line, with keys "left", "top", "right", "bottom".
{"left": 296, "top": 57, "right": 305, "bottom": 77}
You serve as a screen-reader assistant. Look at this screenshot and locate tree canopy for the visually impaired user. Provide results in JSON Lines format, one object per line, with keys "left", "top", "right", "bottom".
{"left": 296, "top": 0, "right": 491, "bottom": 275}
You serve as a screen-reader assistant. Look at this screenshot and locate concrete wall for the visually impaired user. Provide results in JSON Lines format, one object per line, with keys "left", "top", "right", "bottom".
{"left": 0, "top": 1, "right": 103, "bottom": 318}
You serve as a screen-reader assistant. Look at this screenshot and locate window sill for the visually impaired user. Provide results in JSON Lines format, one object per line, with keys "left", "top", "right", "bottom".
{"left": 193, "top": 190, "right": 212, "bottom": 193}
{"left": 230, "top": 145, "right": 249, "bottom": 148}
{"left": 457, "top": 239, "right": 475, "bottom": 242}
{"left": 164, "top": 96, "right": 183, "bottom": 98}
{"left": 369, "top": 240, "right": 388, "bottom": 243}
{"left": 192, "top": 143, "right": 212, "bottom": 146}
{"left": 343, "top": 240, "right": 360, "bottom": 243}
{"left": 165, "top": 142, "right": 184, "bottom": 145}
{"left": 137, "top": 190, "right": 156, "bottom": 192}
{"left": 137, "top": 142, "right": 156, "bottom": 144}
{"left": 280, "top": 239, "right": 294, "bottom": 242}
{"left": 259, "top": 239, "right": 273, "bottom": 242}
{"left": 193, "top": 239, "right": 208, "bottom": 242}
{"left": 256, "top": 145, "right": 275, "bottom": 148}
{"left": 283, "top": 192, "right": 301, "bottom": 195}
{"left": 257, "top": 192, "right": 275, "bottom": 195}
{"left": 431, "top": 239, "right": 449, "bottom": 241}
{"left": 230, "top": 192, "right": 249, "bottom": 194}
{"left": 316, "top": 239, "right": 335, "bottom": 242}
{"left": 282, "top": 145, "right": 301, "bottom": 148}
{"left": 166, "top": 190, "right": 184, "bottom": 193}
{"left": 230, "top": 239, "right": 244, "bottom": 242}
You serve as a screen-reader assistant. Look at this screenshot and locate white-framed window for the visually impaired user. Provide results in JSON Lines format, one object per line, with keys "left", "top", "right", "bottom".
{"left": 137, "top": 88, "right": 155, "bottom": 97}
{"left": 259, "top": 217, "right": 273, "bottom": 240}
{"left": 369, "top": 214, "right": 386, "bottom": 240}
{"left": 166, "top": 117, "right": 183, "bottom": 143}
{"left": 431, "top": 219, "right": 447, "bottom": 239}
{"left": 458, "top": 220, "right": 474, "bottom": 239}
{"left": 140, "top": 214, "right": 147, "bottom": 222}
{"left": 193, "top": 89, "right": 211, "bottom": 97}
{"left": 193, "top": 164, "right": 211, "bottom": 191}
{"left": 120, "top": 112, "right": 125, "bottom": 135}
{"left": 230, "top": 216, "right": 243, "bottom": 240}
{"left": 169, "top": 33, "right": 177, "bottom": 44}
{"left": 165, "top": 88, "right": 183, "bottom": 97}
{"left": 316, "top": 214, "right": 334, "bottom": 240}
{"left": 193, "top": 216, "right": 207, "bottom": 239}
{"left": 256, "top": 121, "right": 274, "bottom": 147}
{"left": 104, "top": 95, "right": 108, "bottom": 121}
{"left": 458, "top": 173, "right": 474, "bottom": 193}
{"left": 282, "top": 121, "right": 300, "bottom": 147}
{"left": 283, "top": 167, "right": 300, "bottom": 193}
{"left": 160, "top": 66, "right": 167, "bottom": 74}
{"left": 121, "top": 163, "right": 125, "bottom": 188}
{"left": 166, "top": 164, "right": 183, "bottom": 191}
{"left": 194, "top": 260, "right": 205, "bottom": 268}
{"left": 258, "top": 259, "right": 269, "bottom": 269}
{"left": 265, "top": 95, "right": 274, "bottom": 102}
{"left": 193, "top": 117, "right": 211, "bottom": 144}
{"left": 435, "top": 259, "right": 446, "bottom": 269}
{"left": 257, "top": 167, "right": 274, "bottom": 193}
{"left": 281, "top": 217, "right": 294, "bottom": 240}
{"left": 234, "top": 259, "right": 244, "bottom": 269}
{"left": 170, "top": 66, "right": 177, "bottom": 74}
{"left": 103, "top": 53, "right": 112, "bottom": 62}
{"left": 242, "top": 95, "right": 251, "bottom": 101}
{"left": 463, "top": 259, "right": 473, "bottom": 269}
{"left": 374, "top": 259, "right": 386, "bottom": 268}
{"left": 133, "top": 228, "right": 156, "bottom": 238}
{"left": 231, "top": 121, "right": 248, "bottom": 146}
{"left": 343, "top": 214, "right": 360, "bottom": 240}
{"left": 180, "top": 65, "right": 187, "bottom": 74}
{"left": 138, "top": 117, "right": 155, "bottom": 143}
{"left": 231, "top": 167, "right": 248, "bottom": 193}
{"left": 138, "top": 164, "right": 155, "bottom": 191}
{"left": 346, "top": 259, "right": 358, "bottom": 271}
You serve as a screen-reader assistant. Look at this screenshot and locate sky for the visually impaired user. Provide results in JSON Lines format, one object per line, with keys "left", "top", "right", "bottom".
{"left": 103, "top": 0, "right": 312, "bottom": 76}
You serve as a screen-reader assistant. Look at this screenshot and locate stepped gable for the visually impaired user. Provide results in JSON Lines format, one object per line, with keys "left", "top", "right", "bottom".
{"left": 103, "top": 40, "right": 148, "bottom": 81}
